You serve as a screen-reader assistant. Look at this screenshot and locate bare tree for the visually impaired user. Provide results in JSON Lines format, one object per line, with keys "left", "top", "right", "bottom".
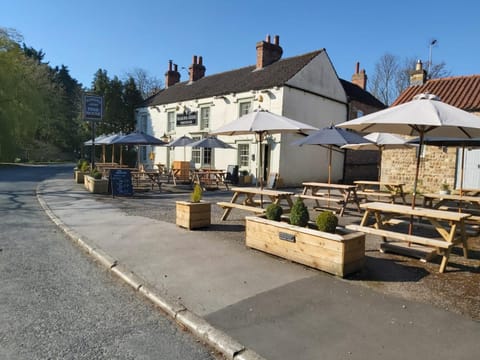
{"left": 370, "top": 53, "right": 451, "bottom": 106}
{"left": 124, "top": 68, "right": 163, "bottom": 99}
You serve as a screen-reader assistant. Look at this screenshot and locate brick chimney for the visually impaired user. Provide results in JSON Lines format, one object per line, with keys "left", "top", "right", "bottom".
{"left": 165, "top": 60, "right": 180, "bottom": 88}
{"left": 409, "top": 60, "right": 427, "bottom": 86}
{"left": 188, "top": 55, "right": 206, "bottom": 83}
{"left": 256, "top": 34, "right": 283, "bottom": 70}
{"left": 351, "top": 62, "right": 367, "bottom": 90}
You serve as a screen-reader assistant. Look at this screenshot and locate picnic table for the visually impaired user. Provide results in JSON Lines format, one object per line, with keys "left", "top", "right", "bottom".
{"left": 131, "top": 170, "right": 163, "bottom": 191}
{"left": 354, "top": 180, "right": 406, "bottom": 204}
{"left": 297, "top": 182, "right": 361, "bottom": 216}
{"left": 346, "top": 202, "right": 471, "bottom": 273}
{"left": 218, "top": 187, "right": 295, "bottom": 221}
{"left": 192, "top": 169, "right": 229, "bottom": 190}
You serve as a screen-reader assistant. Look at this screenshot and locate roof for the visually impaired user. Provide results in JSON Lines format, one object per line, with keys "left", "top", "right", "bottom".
{"left": 392, "top": 75, "right": 480, "bottom": 111}
{"left": 142, "top": 50, "right": 324, "bottom": 107}
{"left": 339, "top": 79, "right": 386, "bottom": 109}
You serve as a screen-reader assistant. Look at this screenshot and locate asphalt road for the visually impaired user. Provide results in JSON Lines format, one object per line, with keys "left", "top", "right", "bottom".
{"left": 0, "top": 164, "right": 217, "bottom": 360}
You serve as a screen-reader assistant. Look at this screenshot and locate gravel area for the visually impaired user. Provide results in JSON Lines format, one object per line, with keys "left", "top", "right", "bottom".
{"left": 98, "top": 184, "right": 480, "bottom": 321}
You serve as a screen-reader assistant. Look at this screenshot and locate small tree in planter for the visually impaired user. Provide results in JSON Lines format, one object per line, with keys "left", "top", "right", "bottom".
{"left": 290, "top": 198, "right": 309, "bottom": 227}
{"left": 75, "top": 159, "right": 90, "bottom": 184}
{"left": 84, "top": 168, "right": 108, "bottom": 194}
{"left": 265, "top": 203, "right": 283, "bottom": 221}
{"left": 176, "top": 184, "right": 211, "bottom": 229}
{"left": 316, "top": 211, "right": 338, "bottom": 234}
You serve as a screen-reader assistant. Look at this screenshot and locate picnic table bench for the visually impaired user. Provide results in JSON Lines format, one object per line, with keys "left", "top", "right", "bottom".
{"left": 218, "top": 187, "right": 295, "bottom": 221}
{"left": 345, "top": 202, "right": 471, "bottom": 273}
{"left": 354, "top": 180, "right": 406, "bottom": 204}
{"left": 297, "top": 182, "right": 361, "bottom": 216}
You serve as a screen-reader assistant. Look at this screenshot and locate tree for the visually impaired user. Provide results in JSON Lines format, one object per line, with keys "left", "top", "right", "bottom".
{"left": 125, "top": 68, "right": 162, "bottom": 99}
{"left": 369, "top": 53, "right": 451, "bottom": 106}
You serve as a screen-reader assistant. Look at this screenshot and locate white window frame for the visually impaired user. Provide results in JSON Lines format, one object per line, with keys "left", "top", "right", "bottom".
{"left": 200, "top": 106, "right": 210, "bottom": 130}
{"left": 167, "top": 111, "right": 175, "bottom": 133}
{"left": 237, "top": 143, "right": 250, "bottom": 168}
{"left": 238, "top": 101, "right": 252, "bottom": 116}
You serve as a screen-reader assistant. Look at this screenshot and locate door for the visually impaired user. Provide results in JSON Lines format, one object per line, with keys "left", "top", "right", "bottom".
{"left": 457, "top": 148, "right": 480, "bottom": 188}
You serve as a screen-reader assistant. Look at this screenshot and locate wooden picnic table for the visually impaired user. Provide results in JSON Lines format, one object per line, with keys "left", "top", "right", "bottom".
{"left": 218, "top": 187, "right": 295, "bottom": 221}
{"left": 297, "top": 182, "right": 361, "bottom": 216}
{"left": 346, "top": 202, "right": 471, "bottom": 273}
{"left": 131, "top": 170, "right": 163, "bottom": 191}
{"left": 192, "top": 169, "right": 229, "bottom": 190}
{"left": 354, "top": 180, "right": 406, "bottom": 204}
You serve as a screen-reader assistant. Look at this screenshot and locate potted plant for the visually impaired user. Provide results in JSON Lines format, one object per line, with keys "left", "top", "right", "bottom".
{"left": 75, "top": 159, "right": 90, "bottom": 184}
{"left": 245, "top": 200, "right": 365, "bottom": 277}
{"left": 176, "top": 184, "right": 211, "bottom": 229}
{"left": 238, "top": 170, "right": 252, "bottom": 186}
{"left": 439, "top": 183, "right": 450, "bottom": 195}
{"left": 84, "top": 168, "right": 109, "bottom": 194}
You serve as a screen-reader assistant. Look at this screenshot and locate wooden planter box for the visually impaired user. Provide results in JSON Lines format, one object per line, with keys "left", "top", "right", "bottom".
{"left": 238, "top": 175, "right": 252, "bottom": 186}
{"left": 176, "top": 201, "right": 211, "bottom": 229}
{"left": 245, "top": 216, "right": 365, "bottom": 277}
{"left": 75, "top": 170, "right": 88, "bottom": 184}
{"left": 84, "top": 175, "right": 109, "bottom": 194}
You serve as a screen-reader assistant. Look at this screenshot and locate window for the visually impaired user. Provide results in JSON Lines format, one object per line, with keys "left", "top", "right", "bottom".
{"left": 139, "top": 114, "right": 148, "bottom": 132}
{"left": 200, "top": 107, "right": 210, "bottom": 130}
{"left": 238, "top": 143, "right": 250, "bottom": 167}
{"left": 167, "top": 111, "right": 175, "bottom": 132}
{"left": 191, "top": 136, "right": 201, "bottom": 164}
{"left": 191, "top": 135, "right": 212, "bottom": 167}
{"left": 239, "top": 101, "right": 252, "bottom": 116}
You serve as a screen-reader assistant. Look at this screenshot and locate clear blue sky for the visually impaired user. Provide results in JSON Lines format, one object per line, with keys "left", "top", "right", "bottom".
{"left": 2, "top": 0, "right": 478, "bottom": 89}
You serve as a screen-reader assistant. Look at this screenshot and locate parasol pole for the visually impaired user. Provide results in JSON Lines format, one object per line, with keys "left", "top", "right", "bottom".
{"left": 460, "top": 144, "right": 465, "bottom": 197}
{"left": 409, "top": 131, "right": 424, "bottom": 236}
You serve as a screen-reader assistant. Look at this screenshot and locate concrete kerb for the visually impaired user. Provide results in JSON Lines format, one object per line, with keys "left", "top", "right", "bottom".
{"left": 35, "top": 182, "right": 267, "bottom": 360}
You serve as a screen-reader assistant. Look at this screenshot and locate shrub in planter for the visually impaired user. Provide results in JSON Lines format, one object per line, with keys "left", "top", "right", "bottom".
{"left": 80, "top": 160, "right": 90, "bottom": 172}
{"left": 91, "top": 168, "right": 102, "bottom": 179}
{"left": 265, "top": 203, "right": 283, "bottom": 221}
{"left": 190, "top": 183, "right": 203, "bottom": 203}
{"left": 316, "top": 211, "right": 338, "bottom": 234}
{"left": 290, "top": 198, "right": 309, "bottom": 227}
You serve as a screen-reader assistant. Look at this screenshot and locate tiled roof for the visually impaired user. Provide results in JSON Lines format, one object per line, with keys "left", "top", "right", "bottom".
{"left": 339, "top": 79, "right": 386, "bottom": 109}
{"left": 392, "top": 75, "right": 480, "bottom": 111}
{"left": 141, "top": 49, "right": 383, "bottom": 109}
{"left": 142, "top": 50, "right": 324, "bottom": 107}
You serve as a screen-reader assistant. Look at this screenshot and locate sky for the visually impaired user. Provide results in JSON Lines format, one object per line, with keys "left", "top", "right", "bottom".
{"left": 1, "top": 0, "right": 479, "bottom": 89}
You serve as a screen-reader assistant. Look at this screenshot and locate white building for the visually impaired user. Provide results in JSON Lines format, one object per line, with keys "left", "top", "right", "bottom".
{"left": 136, "top": 35, "right": 383, "bottom": 186}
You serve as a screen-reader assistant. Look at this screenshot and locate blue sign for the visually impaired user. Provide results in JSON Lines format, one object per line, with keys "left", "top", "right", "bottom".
{"left": 108, "top": 169, "right": 133, "bottom": 196}
{"left": 83, "top": 94, "right": 103, "bottom": 121}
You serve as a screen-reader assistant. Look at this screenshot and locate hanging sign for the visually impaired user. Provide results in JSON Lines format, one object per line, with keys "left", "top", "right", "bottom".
{"left": 83, "top": 93, "right": 104, "bottom": 121}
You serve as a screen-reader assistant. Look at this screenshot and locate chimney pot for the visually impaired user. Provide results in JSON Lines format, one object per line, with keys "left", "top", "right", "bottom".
{"left": 198, "top": 56, "right": 203, "bottom": 65}
{"left": 355, "top": 62, "right": 360, "bottom": 74}
{"left": 256, "top": 35, "right": 283, "bottom": 70}
{"left": 274, "top": 35, "right": 279, "bottom": 45}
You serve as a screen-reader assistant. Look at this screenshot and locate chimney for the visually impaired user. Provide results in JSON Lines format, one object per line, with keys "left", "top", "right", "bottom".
{"left": 165, "top": 60, "right": 180, "bottom": 88}
{"left": 409, "top": 60, "right": 427, "bottom": 86}
{"left": 351, "top": 62, "right": 367, "bottom": 90}
{"left": 188, "top": 55, "right": 206, "bottom": 82}
{"left": 256, "top": 34, "right": 283, "bottom": 70}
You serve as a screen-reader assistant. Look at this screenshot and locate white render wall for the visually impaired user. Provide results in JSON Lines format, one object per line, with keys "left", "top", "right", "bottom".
{"left": 136, "top": 51, "right": 349, "bottom": 186}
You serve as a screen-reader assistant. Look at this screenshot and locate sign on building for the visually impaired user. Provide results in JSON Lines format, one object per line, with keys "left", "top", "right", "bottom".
{"left": 83, "top": 94, "right": 104, "bottom": 121}
{"left": 177, "top": 111, "right": 197, "bottom": 126}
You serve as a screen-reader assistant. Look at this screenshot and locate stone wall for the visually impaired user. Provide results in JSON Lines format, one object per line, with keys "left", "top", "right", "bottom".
{"left": 381, "top": 146, "right": 457, "bottom": 194}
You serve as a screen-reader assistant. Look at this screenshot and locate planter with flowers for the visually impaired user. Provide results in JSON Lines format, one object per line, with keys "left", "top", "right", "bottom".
{"left": 84, "top": 168, "right": 109, "bottom": 194}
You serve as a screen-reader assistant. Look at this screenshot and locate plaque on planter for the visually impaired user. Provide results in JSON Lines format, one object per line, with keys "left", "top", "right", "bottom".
{"left": 109, "top": 169, "right": 133, "bottom": 196}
